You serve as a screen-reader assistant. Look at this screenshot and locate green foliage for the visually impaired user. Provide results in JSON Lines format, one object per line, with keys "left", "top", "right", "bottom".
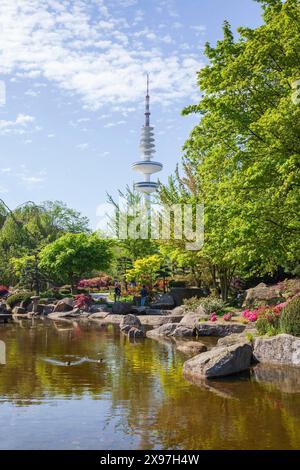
{"left": 280, "top": 296, "right": 300, "bottom": 336}
{"left": 6, "top": 292, "right": 34, "bottom": 309}
{"left": 160, "top": 0, "right": 300, "bottom": 299}
{"left": 125, "top": 254, "right": 162, "bottom": 288}
{"left": 183, "top": 295, "right": 226, "bottom": 314}
{"left": 39, "top": 233, "right": 113, "bottom": 289}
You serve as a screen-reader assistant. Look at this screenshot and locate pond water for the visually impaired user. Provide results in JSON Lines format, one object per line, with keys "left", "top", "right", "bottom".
{"left": 0, "top": 319, "right": 299, "bottom": 450}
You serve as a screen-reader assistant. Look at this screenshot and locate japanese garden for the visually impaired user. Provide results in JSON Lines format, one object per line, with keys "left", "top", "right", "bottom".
{"left": 0, "top": 0, "right": 299, "bottom": 453}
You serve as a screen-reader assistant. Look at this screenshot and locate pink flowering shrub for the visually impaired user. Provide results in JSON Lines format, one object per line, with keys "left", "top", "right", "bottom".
{"left": 223, "top": 313, "right": 232, "bottom": 322}
{"left": 210, "top": 313, "right": 218, "bottom": 322}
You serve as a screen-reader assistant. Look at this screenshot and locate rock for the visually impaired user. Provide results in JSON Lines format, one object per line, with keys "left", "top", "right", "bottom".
{"left": 88, "top": 311, "right": 110, "bottom": 319}
{"left": 89, "top": 305, "right": 109, "bottom": 313}
{"left": 171, "top": 325, "right": 195, "bottom": 337}
{"left": 196, "top": 322, "right": 246, "bottom": 337}
{"left": 146, "top": 323, "right": 179, "bottom": 338}
{"left": 48, "top": 308, "right": 81, "bottom": 320}
{"left": 120, "top": 314, "right": 144, "bottom": 338}
{"left": 179, "top": 309, "right": 209, "bottom": 328}
{"left": 12, "top": 306, "right": 26, "bottom": 315}
{"left": 253, "top": 334, "right": 300, "bottom": 366}
{"left": 112, "top": 302, "right": 132, "bottom": 315}
{"left": 128, "top": 327, "right": 145, "bottom": 339}
{"left": 169, "top": 288, "right": 206, "bottom": 306}
{"left": 150, "top": 294, "right": 175, "bottom": 310}
{"left": 243, "top": 282, "right": 283, "bottom": 307}
{"left": 120, "top": 314, "right": 142, "bottom": 330}
{"left": 172, "top": 306, "right": 186, "bottom": 315}
{"left": 218, "top": 333, "right": 252, "bottom": 347}
{"left": 42, "top": 304, "right": 55, "bottom": 315}
{"left": 53, "top": 298, "right": 74, "bottom": 312}
{"left": 183, "top": 342, "right": 253, "bottom": 379}
{"left": 176, "top": 341, "right": 207, "bottom": 356}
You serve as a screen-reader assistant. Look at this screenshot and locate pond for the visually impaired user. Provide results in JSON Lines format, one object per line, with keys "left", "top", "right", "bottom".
{"left": 0, "top": 319, "right": 299, "bottom": 450}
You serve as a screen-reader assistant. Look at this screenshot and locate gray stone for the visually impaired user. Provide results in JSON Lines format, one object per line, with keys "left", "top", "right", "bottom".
{"left": 176, "top": 341, "right": 207, "bottom": 356}
{"left": 169, "top": 287, "right": 206, "bottom": 306}
{"left": 42, "top": 304, "right": 55, "bottom": 315}
{"left": 253, "top": 334, "right": 300, "bottom": 366}
{"left": 120, "top": 314, "right": 142, "bottom": 331}
{"left": 128, "top": 327, "right": 145, "bottom": 339}
{"left": 112, "top": 302, "right": 132, "bottom": 315}
{"left": 171, "top": 325, "right": 195, "bottom": 337}
{"left": 243, "top": 282, "right": 283, "bottom": 307}
{"left": 172, "top": 306, "right": 186, "bottom": 315}
{"left": 53, "top": 298, "right": 74, "bottom": 312}
{"left": 180, "top": 309, "right": 209, "bottom": 328}
{"left": 12, "top": 306, "right": 26, "bottom": 315}
{"left": 150, "top": 294, "right": 175, "bottom": 310}
{"left": 183, "top": 342, "right": 253, "bottom": 379}
{"left": 196, "top": 322, "right": 246, "bottom": 337}
{"left": 218, "top": 333, "right": 252, "bottom": 347}
{"left": 146, "top": 323, "right": 178, "bottom": 338}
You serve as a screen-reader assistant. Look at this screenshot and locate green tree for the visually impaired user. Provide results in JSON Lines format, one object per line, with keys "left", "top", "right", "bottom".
{"left": 39, "top": 233, "right": 113, "bottom": 292}
{"left": 161, "top": 0, "right": 300, "bottom": 299}
{"left": 125, "top": 254, "right": 162, "bottom": 289}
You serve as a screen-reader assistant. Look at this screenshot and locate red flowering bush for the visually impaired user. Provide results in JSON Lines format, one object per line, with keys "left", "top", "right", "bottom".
{"left": 78, "top": 275, "right": 112, "bottom": 290}
{"left": 210, "top": 313, "right": 217, "bottom": 322}
{"left": 0, "top": 285, "right": 9, "bottom": 297}
{"left": 74, "top": 294, "right": 93, "bottom": 311}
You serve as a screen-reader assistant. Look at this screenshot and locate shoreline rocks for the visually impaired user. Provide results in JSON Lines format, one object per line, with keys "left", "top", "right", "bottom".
{"left": 253, "top": 334, "right": 300, "bottom": 366}
{"left": 120, "top": 314, "right": 144, "bottom": 338}
{"left": 183, "top": 342, "right": 253, "bottom": 379}
{"left": 196, "top": 322, "right": 246, "bottom": 337}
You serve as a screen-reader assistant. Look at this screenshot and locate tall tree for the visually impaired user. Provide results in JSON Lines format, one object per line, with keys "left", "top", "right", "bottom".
{"left": 161, "top": 0, "right": 300, "bottom": 299}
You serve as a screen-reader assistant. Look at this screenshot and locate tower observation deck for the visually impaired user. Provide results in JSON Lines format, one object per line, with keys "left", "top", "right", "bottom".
{"left": 132, "top": 75, "right": 163, "bottom": 198}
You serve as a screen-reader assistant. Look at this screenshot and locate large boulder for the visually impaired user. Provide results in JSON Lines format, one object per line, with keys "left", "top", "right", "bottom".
{"left": 253, "top": 334, "right": 300, "bottom": 366}
{"left": 171, "top": 325, "right": 195, "bottom": 337}
{"left": 120, "top": 314, "right": 143, "bottom": 335}
{"left": 150, "top": 294, "right": 175, "bottom": 310}
{"left": 243, "top": 282, "right": 283, "bottom": 307}
{"left": 196, "top": 322, "right": 246, "bottom": 337}
{"left": 218, "top": 333, "right": 252, "bottom": 347}
{"left": 179, "top": 308, "right": 209, "bottom": 328}
{"left": 169, "top": 288, "right": 205, "bottom": 306}
{"left": 128, "top": 327, "right": 145, "bottom": 339}
{"left": 176, "top": 341, "right": 207, "bottom": 356}
{"left": 183, "top": 342, "right": 253, "bottom": 379}
{"left": 146, "top": 323, "right": 178, "bottom": 338}
{"left": 112, "top": 302, "right": 132, "bottom": 315}
{"left": 53, "top": 298, "right": 74, "bottom": 312}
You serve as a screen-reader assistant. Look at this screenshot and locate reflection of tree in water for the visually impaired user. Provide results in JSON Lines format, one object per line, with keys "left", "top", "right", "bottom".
{"left": 0, "top": 321, "right": 299, "bottom": 449}
{"left": 0, "top": 321, "right": 111, "bottom": 405}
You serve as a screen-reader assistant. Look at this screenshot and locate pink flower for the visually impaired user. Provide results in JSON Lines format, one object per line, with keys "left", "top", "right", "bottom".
{"left": 223, "top": 313, "right": 232, "bottom": 322}
{"left": 248, "top": 312, "right": 257, "bottom": 322}
{"left": 210, "top": 313, "right": 218, "bottom": 322}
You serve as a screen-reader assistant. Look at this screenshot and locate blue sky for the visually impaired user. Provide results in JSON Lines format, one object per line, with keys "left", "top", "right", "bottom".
{"left": 0, "top": 0, "right": 263, "bottom": 229}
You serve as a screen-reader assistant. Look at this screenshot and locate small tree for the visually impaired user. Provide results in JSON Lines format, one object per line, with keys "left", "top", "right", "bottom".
{"left": 125, "top": 255, "right": 162, "bottom": 290}
{"left": 39, "top": 233, "right": 113, "bottom": 293}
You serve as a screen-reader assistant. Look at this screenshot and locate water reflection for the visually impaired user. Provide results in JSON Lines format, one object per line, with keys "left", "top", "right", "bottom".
{"left": 0, "top": 320, "right": 299, "bottom": 450}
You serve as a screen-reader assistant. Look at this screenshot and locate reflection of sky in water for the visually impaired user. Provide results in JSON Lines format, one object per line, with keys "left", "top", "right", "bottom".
{"left": 0, "top": 321, "right": 299, "bottom": 450}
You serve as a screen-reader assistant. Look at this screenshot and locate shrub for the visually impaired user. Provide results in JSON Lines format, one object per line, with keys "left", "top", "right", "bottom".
{"left": 256, "top": 317, "right": 270, "bottom": 336}
{"left": 74, "top": 294, "right": 93, "bottom": 311}
{"left": 183, "top": 295, "right": 226, "bottom": 314}
{"left": 0, "top": 285, "right": 9, "bottom": 297}
{"left": 280, "top": 296, "right": 300, "bottom": 336}
{"left": 223, "top": 313, "right": 232, "bottom": 321}
{"left": 6, "top": 292, "right": 34, "bottom": 309}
